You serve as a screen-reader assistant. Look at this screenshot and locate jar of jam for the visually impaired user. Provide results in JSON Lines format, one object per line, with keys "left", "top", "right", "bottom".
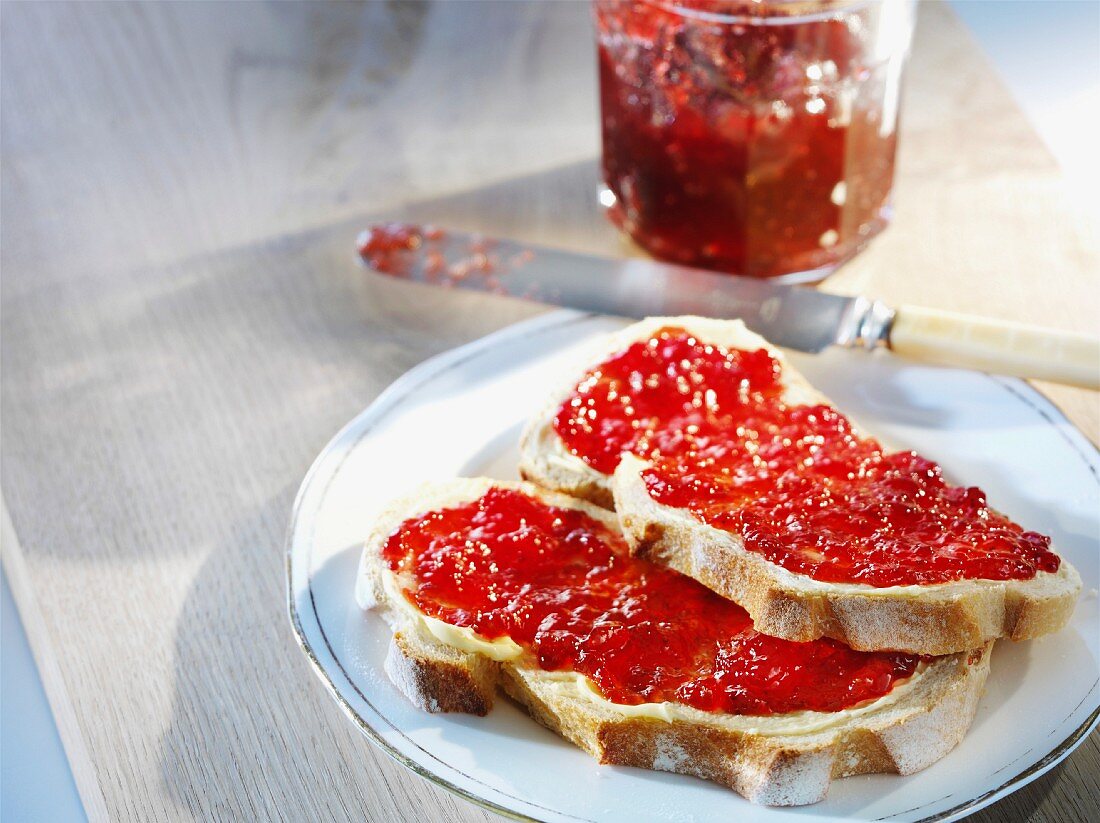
{"left": 594, "top": 0, "right": 915, "bottom": 282}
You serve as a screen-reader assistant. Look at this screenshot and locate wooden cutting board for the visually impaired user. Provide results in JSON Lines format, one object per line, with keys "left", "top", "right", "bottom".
{"left": 1, "top": 1, "right": 1095, "bottom": 821}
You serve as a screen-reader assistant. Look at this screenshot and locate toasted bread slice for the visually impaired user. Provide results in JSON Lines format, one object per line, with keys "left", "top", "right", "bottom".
{"left": 357, "top": 478, "right": 992, "bottom": 806}
{"left": 521, "top": 316, "right": 1081, "bottom": 655}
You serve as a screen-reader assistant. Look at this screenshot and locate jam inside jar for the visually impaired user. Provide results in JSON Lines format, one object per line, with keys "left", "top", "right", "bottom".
{"left": 594, "top": 0, "right": 914, "bottom": 282}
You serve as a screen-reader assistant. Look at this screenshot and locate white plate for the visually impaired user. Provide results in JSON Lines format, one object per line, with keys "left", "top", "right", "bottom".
{"left": 287, "top": 310, "right": 1099, "bottom": 822}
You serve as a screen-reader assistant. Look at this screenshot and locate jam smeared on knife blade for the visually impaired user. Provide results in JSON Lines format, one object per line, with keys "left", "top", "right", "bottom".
{"left": 356, "top": 222, "right": 447, "bottom": 276}
{"left": 357, "top": 222, "right": 533, "bottom": 292}
{"left": 554, "top": 327, "right": 1059, "bottom": 587}
{"left": 383, "top": 487, "right": 920, "bottom": 714}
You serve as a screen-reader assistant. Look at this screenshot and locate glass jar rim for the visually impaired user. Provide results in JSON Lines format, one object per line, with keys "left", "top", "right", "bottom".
{"left": 638, "top": 0, "right": 875, "bottom": 26}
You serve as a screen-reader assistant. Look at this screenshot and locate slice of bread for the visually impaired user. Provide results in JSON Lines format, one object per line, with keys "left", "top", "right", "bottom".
{"left": 521, "top": 316, "right": 1081, "bottom": 655}
{"left": 519, "top": 317, "right": 836, "bottom": 507}
{"left": 357, "top": 478, "right": 992, "bottom": 806}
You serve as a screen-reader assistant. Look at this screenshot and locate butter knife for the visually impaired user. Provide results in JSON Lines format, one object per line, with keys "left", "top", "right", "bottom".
{"left": 357, "top": 225, "right": 1099, "bottom": 390}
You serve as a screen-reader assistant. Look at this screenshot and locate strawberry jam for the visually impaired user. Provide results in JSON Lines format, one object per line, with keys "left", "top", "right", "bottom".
{"left": 553, "top": 328, "right": 1060, "bottom": 588}
{"left": 357, "top": 223, "right": 446, "bottom": 276}
{"left": 383, "top": 487, "right": 919, "bottom": 714}
{"left": 595, "top": 0, "right": 908, "bottom": 280}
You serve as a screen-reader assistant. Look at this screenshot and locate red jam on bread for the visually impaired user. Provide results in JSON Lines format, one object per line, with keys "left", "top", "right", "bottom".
{"left": 553, "top": 327, "right": 1059, "bottom": 588}
{"left": 383, "top": 487, "right": 919, "bottom": 715}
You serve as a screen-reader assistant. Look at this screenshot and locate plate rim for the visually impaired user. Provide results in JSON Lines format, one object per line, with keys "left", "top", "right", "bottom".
{"left": 286, "top": 309, "right": 1100, "bottom": 823}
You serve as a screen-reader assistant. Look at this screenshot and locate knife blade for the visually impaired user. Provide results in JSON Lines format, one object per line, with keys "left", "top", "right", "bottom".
{"left": 356, "top": 224, "right": 1100, "bottom": 389}
{"left": 356, "top": 223, "right": 883, "bottom": 353}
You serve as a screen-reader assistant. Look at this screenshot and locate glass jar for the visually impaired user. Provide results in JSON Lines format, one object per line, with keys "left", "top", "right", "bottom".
{"left": 594, "top": 0, "right": 915, "bottom": 282}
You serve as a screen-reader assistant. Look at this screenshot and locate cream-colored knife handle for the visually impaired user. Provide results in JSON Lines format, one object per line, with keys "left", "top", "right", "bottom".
{"left": 889, "top": 305, "right": 1100, "bottom": 390}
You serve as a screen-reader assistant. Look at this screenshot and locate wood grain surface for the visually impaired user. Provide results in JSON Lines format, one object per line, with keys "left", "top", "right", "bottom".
{"left": 1, "top": 1, "right": 1096, "bottom": 821}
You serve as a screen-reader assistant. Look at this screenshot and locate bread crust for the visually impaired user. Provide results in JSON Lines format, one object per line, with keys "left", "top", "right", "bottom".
{"left": 614, "top": 454, "right": 1080, "bottom": 655}
{"left": 358, "top": 478, "right": 992, "bottom": 806}
{"left": 520, "top": 316, "right": 1081, "bottom": 655}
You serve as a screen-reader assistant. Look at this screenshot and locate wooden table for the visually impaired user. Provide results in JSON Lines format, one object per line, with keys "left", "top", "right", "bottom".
{"left": 2, "top": 2, "right": 1096, "bottom": 820}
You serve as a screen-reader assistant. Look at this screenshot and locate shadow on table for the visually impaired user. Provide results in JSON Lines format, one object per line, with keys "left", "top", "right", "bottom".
{"left": 155, "top": 485, "right": 495, "bottom": 821}
{"left": 150, "top": 156, "right": 618, "bottom": 819}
